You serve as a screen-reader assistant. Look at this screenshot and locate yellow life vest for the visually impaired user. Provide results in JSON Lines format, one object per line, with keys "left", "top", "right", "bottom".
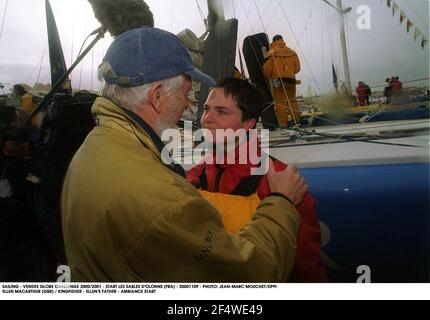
{"left": 198, "top": 189, "right": 261, "bottom": 234}
{"left": 20, "top": 93, "right": 42, "bottom": 128}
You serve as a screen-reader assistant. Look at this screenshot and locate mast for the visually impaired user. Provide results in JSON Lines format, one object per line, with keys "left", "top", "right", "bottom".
{"left": 336, "top": 0, "right": 352, "bottom": 95}
{"left": 45, "top": 0, "right": 71, "bottom": 92}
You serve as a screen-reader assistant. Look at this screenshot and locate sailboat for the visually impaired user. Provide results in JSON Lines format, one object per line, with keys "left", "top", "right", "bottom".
{"left": 177, "top": 0, "right": 429, "bottom": 282}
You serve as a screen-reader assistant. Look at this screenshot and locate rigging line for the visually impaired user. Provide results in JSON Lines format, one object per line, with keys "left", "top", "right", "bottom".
{"left": 405, "top": 0, "right": 429, "bottom": 31}
{"left": 295, "top": 127, "right": 425, "bottom": 147}
{"left": 63, "top": 4, "right": 77, "bottom": 59}
{"left": 344, "top": 14, "right": 352, "bottom": 83}
{"left": 239, "top": 0, "right": 256, "bottom": 33}
{"left": 276, "top": 0, "right": 322, "bottom": 96}
{"left": 195, "top": 0, "right": 206, "bottom": 22}
{"left": 296, "top": 0, "right": 317, "bottom": 46}
{"left": 321, "top": 0, "right": 326, "bottom": 88}
{"left": 246, "top": 0, "right": 254, "bottom": 19}
{"left": 360, "top": 29, "right": 417, "bottom": 81}
{"left": 297, "top": 110, "right": 424, "bottom": 150}
{"left": 269, "top": 136, "right": 423, "bottom": 149}
{"left": 25, "top": 42, "right": 48, "bottom": 84}
{"left": 0, "top": 0, "right": 8, "bottom": 39}
{"left": 260, "top": 0, "right": 274, "bottom": 22}
{"left": 253, "top": 0, "right": 265, "bottom": 32}
{"left": 287, "top": 128, "right": 424, "bottom": 150}
{"left": 264, "top": 4, "right": 280, "bottom": 31}
{"left": 36, "top": 43, "right": 49, "bottom": 84}
{"left": 234, "top": 0, "right": 243, "bottom": 20}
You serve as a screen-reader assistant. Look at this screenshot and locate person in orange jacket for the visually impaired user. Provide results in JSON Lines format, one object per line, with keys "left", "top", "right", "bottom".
{"left": 187, "top": 77, "right": 328, "bottom": 282}
{"left": 13, "top": 84, "right": 41, "bottom": 128}
{"left": 263, "top": 35, "right": 301, "bottom": 127}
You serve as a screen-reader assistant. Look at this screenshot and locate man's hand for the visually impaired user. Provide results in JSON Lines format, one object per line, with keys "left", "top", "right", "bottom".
{"left": 267, "top": 158, "right": 307, "bottom": 206}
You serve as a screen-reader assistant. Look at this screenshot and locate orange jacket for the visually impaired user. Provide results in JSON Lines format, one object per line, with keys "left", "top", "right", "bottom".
{"left": 263, "top": 39, "right": 300, "bottom": 80}
{"left": 20, "top": 93, "right": 41, "bottom": 128}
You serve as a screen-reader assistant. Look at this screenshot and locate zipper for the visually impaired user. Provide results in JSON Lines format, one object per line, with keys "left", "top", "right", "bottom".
{"left": 214, "top": 166, "right": 224, "bottom": 192}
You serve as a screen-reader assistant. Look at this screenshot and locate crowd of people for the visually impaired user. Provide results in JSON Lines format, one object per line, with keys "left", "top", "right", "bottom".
{"left": 355, "top": 76, "right": 404, "bottom": 106}
{"left": 384, "top": 77, "right": 403, "bottom": 104}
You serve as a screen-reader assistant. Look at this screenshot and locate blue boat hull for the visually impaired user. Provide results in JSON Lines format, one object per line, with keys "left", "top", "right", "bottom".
{"left": 302, "top": 163, "right": 430, "bottom": 282}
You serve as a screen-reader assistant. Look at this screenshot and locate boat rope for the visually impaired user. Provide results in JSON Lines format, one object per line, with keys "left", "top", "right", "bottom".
{"left": 36, "top": 43, "right": 48, "bottom": 84}
{"left": 269, "top": 134, "right": 424, "bottom": 149}
{"left": 195, "top": 0, "right": 207, "bottom": 26}
{"left": 0, "top": 0, "right": 8, "bottom": 39}
{"left": 320, "top": 1, "right": 326, "bottom": 87}
{"left": 359, "top": 28, "right": 418, "bottom": 81}
{"left": 297, "top": 0, "right": 317, "bottom": 46}
{"left": 24, "top": 42, "right": 48, "bottom": 85}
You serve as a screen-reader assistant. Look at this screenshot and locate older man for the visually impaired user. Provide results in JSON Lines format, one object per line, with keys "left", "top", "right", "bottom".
{"left": 62, "top": 27, "right": 307, "bottom": 282}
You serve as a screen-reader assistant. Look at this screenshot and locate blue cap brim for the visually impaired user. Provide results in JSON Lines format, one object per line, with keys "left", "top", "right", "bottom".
{"left": 184, "top": 69, "right": 216, "bottom": 87}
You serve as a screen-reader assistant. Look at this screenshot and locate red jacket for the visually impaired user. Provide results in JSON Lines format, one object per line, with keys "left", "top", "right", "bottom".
{"left": 187, "top": 140, "right": 328, "bottom": 282}
{"left": 391, "top": 80, "right": 403, "bottom": 95}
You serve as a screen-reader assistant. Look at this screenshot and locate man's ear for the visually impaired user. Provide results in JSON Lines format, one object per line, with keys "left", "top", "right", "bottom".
{"left": 243, "top": 118, "right": 256, "bottom": 131}
{"left": 147, "top": 83, "right": 163, "bottom": 113}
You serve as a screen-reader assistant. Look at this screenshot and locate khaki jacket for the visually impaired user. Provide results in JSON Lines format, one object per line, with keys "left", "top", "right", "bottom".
{"left": 263, "top": 39, "right": 301, "bottom": 80}
{"left": 62, "top": 97, "right": 300, "bottom": 282}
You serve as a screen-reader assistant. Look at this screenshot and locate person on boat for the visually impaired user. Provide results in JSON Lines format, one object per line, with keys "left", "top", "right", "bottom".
{"left": 61, "top": 27, "right": 307, "bottom": 282}
{"left": 364, "top": 83, "right": 372, "bottom": 105}
{"left": 0, "top": 107, "right": 54, "bottom": 281}
{"left": 263, "top": 35, "right": 301, "bottom": 128}
{"left": 384, "top": 78, "right": 392, "bottom": 104}
{"left": 12, "top": 84, "right": 41, "bottom": 129}
{"left": 187, "top": 77, "right": 328, "bottom": 282}
{"left": 356, "top": 81, "right": 367, "bottom": 106}
{"left": 391, "top": 76, "right": 403, "bottom": 98}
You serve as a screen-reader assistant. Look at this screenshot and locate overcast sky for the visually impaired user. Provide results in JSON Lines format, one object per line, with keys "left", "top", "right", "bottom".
{"left": 0, "top": 0, "right": 428, "bottom": 96}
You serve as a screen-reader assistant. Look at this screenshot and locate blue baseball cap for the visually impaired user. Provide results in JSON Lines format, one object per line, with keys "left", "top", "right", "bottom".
{"left": 103, "top": 27, "right": 215, "bottom": 87}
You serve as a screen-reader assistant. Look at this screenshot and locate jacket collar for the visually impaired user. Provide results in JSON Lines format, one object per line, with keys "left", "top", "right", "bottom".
{"left": 271, "top": 39, "right": 287, "bottom": 49}
{"left": 121, "top": 108, "right": 165, "bottom": 155}
{"left": 92, "top": 97, "right": 185, "bottom": 178}
{"left": 204, "top": 130, "right": 262, "bottom": 170}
